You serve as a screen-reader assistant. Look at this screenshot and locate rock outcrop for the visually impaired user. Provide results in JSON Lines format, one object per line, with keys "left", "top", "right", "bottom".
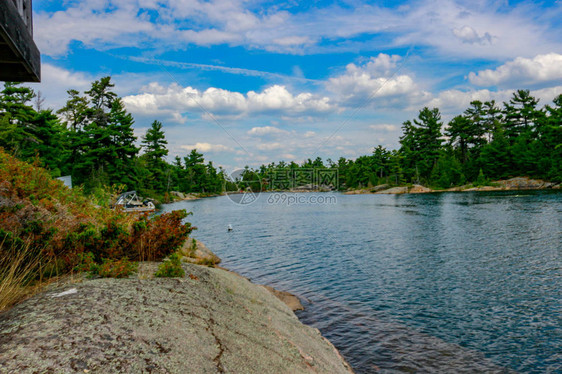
{"left": 344, "top": 177, "right": 559, "bottom": 196}
{"left": 0, "top": 263, "right": 353, "bottom": 374}
{"left": 408, "top": 184, "right": 432, "bottom": 193}
{"left": 375, "top": 186, "right": 408, "bottom": 194}
{"left": 493, "top": 177, "right": 557, "bottom": 190}
{"left": 181, "top": 239, "right": 222, "bottom": 265}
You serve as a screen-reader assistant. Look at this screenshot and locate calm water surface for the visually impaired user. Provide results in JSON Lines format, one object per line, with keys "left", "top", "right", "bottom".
{"left": 163, "top": 191, "right": 561, "bottom": 373}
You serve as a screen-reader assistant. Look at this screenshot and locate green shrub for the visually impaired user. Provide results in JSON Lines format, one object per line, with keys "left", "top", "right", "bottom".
{"left": 90, "top": 258, "right": 138, "bottom": 278}
{"left": 189, "top": 238, "right": 197, "bottom": 258}
{"left": 73, "top": 252, "right": 95, "bottom": 273}
{"left": 475, "top": 168, "right": 487, "bottom": 186}
{"left": 154, "top": 253, "right": 185, "bottom": 278}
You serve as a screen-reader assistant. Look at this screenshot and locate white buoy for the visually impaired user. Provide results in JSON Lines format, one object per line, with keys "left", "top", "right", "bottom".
{"left": 227, "top": 224, "right": 233, "bottom": 232}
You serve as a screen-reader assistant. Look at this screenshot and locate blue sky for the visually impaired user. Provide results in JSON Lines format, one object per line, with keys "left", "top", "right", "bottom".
{"left": 29, "top": 0, "right": 562, "bottom": 170}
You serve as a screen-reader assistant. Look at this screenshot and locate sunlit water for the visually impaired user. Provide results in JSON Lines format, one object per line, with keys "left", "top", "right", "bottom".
{"left": 163, "top": 191, "right": 561, "bottom": 373}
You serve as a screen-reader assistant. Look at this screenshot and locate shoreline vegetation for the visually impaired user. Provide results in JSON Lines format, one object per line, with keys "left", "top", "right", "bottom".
{"left": 0, "top": 79, "right": 560, "bottom": 204}
{"left": 166, "top": 176, "right": 560, "bottom": 203}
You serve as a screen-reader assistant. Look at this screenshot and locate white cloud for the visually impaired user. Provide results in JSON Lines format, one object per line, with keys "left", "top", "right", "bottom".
{"left": 181, "top": 29, "right": 240, "bottom": 45}
{"left": 273, "top": 36, "right": 313, "bottom": 47}
{"left": 27, "top": 64, "right": 92, "bottom": 110}
{"left": 35, "top": 2, "right": 156, "bottom": 56}
{"left": 326, "top": 54, "right": 429, "bottom": 108}
{"left": 468, "top": 53, "right": 562, "bottom": 87}
{"left": 426, "top": 89, "right": 505, "bottom": 113}
{"left": 123, "top": 83, "right": 334, "bottom": 123}
{"left": 247, "top": 85, "right": 333, "bottom": 114}
{"left": 180, "top": 142, "right": 232, "bottom": 153}
{"left": 247, "top": 126, "right": 289, "bottom": 136}
{"left": 35, "top": 0, "right": 562, "bottom": 60}
{"left": 256, "top": 142, "right": 284, "bottom": 151}
{"left": 425, "top": 86, "right": 562, "bottom": 114}
{"left": 280, "top": 153, "right": 297, "bottom": 160}
{"left": 369, "top": 124, "right": 399, "bottom": 132}
{"left": 393, "top": 0, "right": 562, "bottom": 60}
{"left": 452, "top": 26, "right": 493, "bottom": 45}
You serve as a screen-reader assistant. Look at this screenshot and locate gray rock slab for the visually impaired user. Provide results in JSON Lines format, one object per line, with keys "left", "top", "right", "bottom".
{"left": 0, "top": 263, "right": 353, "bottom": 374}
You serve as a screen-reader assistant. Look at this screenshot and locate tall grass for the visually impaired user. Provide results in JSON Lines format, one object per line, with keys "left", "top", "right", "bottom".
{"left": 0, "top": 239, "right": 45, "bottom": 311}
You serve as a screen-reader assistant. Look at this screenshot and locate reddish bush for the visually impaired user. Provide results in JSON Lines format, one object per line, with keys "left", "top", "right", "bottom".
{"left": 0, "top": 149, "right": 194, "bottom": 272}
{"left": 132, "top": 210, "right": 194, "bottom": 261}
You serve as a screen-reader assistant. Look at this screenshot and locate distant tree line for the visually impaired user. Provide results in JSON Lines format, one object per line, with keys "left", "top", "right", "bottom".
{"left": 1, "top": 77, "right": 560, "bottom": 195}
{"left": 0, "top": 78, "right": 228, "bottom": 199}
{"left": 250, "top": 90, "right": 561, "bottom": 189}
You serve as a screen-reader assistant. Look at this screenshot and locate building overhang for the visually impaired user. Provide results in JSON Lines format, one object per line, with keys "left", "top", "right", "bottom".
{"left": 0, "top": 0, "right": 40, "bottom": 82}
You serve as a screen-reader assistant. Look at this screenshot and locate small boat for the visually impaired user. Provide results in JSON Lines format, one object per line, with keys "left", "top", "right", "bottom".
{"left": 114, "top": 191, "right": 155, "bottom": 213}
{"left": 227, "top": 224, "right": 233, "bottom": 232}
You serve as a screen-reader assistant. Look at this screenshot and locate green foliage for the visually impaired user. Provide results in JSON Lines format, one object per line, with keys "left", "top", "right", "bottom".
{"left": 1, "top": 79, "right": 560, "bottom": 198}
{"left": 154, "top": 253, "right": 185, "bottom": 278}
{"left": 475, "top": 169, "right": 487, "bottom": 186}
{"left": 90, "top": 258, "right": 138, "bottom": 278}
{"left": 430, "top": 153, "right": 465, "bottom": 189}
{"left": 73, "top": 252, "right": 95, "bottom": 273}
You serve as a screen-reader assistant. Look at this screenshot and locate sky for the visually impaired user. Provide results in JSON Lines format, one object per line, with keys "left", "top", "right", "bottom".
{"left": 28, "top": 0, "right": 562, "bottom": 171}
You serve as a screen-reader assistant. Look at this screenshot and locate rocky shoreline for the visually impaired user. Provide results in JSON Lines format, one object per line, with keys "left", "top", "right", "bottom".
{"left": 344, "top": 177, "right": 561, "bottom": 195}
{"left": 0, "top": 244, "right": 352, "bottom": 374}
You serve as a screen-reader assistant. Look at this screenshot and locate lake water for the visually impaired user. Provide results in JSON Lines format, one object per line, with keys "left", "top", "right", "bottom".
{"left": 163, "top": 191, "right": 561, "bottom": 373}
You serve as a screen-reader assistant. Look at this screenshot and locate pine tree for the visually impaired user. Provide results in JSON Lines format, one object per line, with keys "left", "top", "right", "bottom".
{"left": 446, "top": 115, "right": 471, "bottom": 164}
{"left": 401, "top": 107, "right": 443, "bottom": 182}
{"left": 141, "top": 120, "right": 168, "bottom": 164}
{"left": 0, "top": 83, "right": 37, "bottom": 155}
{"left": 141, "top": 120, "right": 169, "bottom": 192}
{"left": 503, "top": 90, "right": 540, "bottom": 142}
{"left": 107, "top": 99, "right": 139, "bottom": 188}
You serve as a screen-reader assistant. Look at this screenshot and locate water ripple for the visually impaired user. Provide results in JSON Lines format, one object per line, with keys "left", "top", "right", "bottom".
{"left": 163, "top": 191, "right": 562, "bottom": 373}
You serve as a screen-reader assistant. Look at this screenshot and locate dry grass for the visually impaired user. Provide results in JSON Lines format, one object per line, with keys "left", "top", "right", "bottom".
{"left": 0, "top": 240, "right": 46, "bottom": 311}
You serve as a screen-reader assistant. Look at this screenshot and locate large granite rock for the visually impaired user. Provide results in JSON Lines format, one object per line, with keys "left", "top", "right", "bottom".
{"left": 408, "top": 184, "right": 432, "bottom": 193}
{"left": 494, "top": 177, "right": 556, "bottom": 190}
{"left": 181, "top": 239, "right": 222, "bottom": 266}
{"left": 375, "top": 186, "right": 409, "bottom": 194}
{"left": 0, "top": 263, "right": 353, "bottom": 374}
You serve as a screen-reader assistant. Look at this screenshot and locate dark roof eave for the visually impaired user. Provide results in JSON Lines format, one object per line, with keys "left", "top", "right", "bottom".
{"left": 0, "top": 1, "right": 40, "bottom": 82}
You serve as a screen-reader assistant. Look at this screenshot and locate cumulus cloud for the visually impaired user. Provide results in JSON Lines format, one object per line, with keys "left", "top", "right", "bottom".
{"left": 247, "top": 85, "right": 332, "bottom": 113}
{"left": 326, "top": 53, "right": 429, "bottom": 108}
{"left": 425, "top": 89, "right": 505, "bottom": 113}
{"left": 180, "top": 142, "right": 232, "bottom": 153}
{"left": 468, "top": 53, "right": 562, "bottom": 87}
{"left": 123, "top": 83, "right": 334, "bottom": 123}
{"left": 247, "top": 126, "right": 289, "bottom": 136}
